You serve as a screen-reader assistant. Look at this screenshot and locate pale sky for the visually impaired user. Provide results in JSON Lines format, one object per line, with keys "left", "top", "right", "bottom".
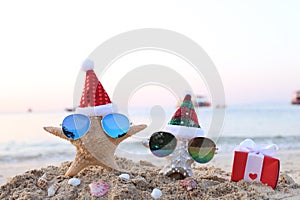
{"left": 0, "top": 0, "right": 300, "bottom": 112}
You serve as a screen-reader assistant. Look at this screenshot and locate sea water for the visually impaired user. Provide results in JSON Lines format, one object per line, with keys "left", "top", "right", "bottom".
{"left": 0, "top": 104, "right": 300, "bottom": 173}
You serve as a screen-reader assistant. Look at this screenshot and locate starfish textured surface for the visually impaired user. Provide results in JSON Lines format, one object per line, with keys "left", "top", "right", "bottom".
{"left": 160, "top": 139, "right": 195, "bottom": 179}
{"left": 44, "top": 116, "right": 146, "bottom": 177}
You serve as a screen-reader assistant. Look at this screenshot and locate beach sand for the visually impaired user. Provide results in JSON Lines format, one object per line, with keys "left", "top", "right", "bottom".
{"left": 2, "top": 107, "right": 300, "bottom": 199}
{"left": 1, "top": 150, "right": 300, "bottom": 199}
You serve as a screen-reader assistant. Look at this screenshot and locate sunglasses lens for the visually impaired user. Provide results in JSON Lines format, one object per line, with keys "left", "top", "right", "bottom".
{"left": 188, "top": 137, "right": 216, "bottom": 163}
{"left": 62, "top": 114, "right": 90, "bottom": 140}
{"left": 149, "top": 132, "right": 177, "bottom": 157}
{"left": 102, "top": 113, "right": 130, "bottom": 138}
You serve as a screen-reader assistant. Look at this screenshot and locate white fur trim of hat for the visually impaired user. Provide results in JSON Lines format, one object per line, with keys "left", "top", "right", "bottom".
{"left": 75, "top": 103, "right": 116, "bottom": 116}
{"left": 163, "top": 124, "right": 204, "bottom": 140}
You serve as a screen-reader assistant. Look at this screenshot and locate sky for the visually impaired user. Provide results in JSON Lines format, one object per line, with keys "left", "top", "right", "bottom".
{"left": 0, "top": 0, "right": 300, "bottom": 112}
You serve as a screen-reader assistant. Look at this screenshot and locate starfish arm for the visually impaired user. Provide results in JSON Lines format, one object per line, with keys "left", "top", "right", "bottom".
{"left": 43, "top": 126, "right": 70, "bottom": 141}
{"left": 65, "top": 147, "right": 117, "bottom": 177}
{"left": 116, "top": 124, "right": 147, "bottom": 144}
{"left": 65, "top": 150, "right": 94, "bottom": 177}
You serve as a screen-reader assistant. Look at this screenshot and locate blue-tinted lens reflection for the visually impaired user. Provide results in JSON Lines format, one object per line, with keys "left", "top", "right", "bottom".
{"left": 62, "top": 114, "right": 90, "bottom": 140}
{"left": 101, "top": 113, "right": 130, "bottom": 138}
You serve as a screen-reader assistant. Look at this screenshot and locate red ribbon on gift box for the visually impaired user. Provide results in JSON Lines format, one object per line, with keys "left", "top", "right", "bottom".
{"left": 231, "top": 139, "right": 280, "bottom": 189}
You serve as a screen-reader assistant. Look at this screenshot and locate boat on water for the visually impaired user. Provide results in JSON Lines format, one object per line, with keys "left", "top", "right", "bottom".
{"left": 65, "top": 107, "right": 75, "bottom": 112}
{"left": 194, "top": 95, "right": 211, "bottom": 107}
{"left": 292, "top": 91, "right": 300, "bottom": 105}
{"left": 176, "top": 95, "right": 211, "bottom": 108}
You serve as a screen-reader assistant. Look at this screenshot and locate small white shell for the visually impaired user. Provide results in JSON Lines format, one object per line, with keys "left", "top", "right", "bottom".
{"left": 151, "top": 188, "right": 162, "bottom": 199}
{"left": 48, "top": 183, "right": 60, "bottom": 197}
{"left": 68, "top": 178, "right": 81, "bottom": 186}
{"left": 118, "top": 173, "right": 130, "bottom": 180}
{"left": 142, "top": 139, "right": 150, "bottom": 148}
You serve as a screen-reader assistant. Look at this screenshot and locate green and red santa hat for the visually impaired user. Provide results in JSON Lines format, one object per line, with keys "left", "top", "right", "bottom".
{"left": 163, "top": 94, "right": 204, "bottom": 139}
{"left": 75, "top": 59, "right": 115, "bottom": 116}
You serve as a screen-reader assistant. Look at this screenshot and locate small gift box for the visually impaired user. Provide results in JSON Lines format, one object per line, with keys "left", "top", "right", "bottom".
{"left": 231, "top": 139, "right": 280, "bottom": 189}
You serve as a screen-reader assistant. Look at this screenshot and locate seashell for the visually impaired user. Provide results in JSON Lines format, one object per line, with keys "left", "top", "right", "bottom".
{"left": 118, "top": 173, "right": 130, "bottom": 180}
{"left": 142, "top": 139, "right": 150, "bottom": 148}
{"left": 44, "top": 118, "right": 147, "bottom": 177}
{"left": 89, "top": 181, "right": 110, "bottom": 197}
{"left": 68, "top": 178, "right": 81, "bottom": 186}
{"left": 37, "top": 177, "right": 48, "bottom": 189}
{"left": 37, "top": 172, "right": 52, "bottom": 189}
{"left": 151, "top": 188, "right": 162, "bottom": 199}
{"left": 280, "top": 173, "right": 295, "bottom": 185}
{"left": 37, "top": 177, "right": 47, "bottom": 189}
{"left": 47, "top": 183, "right": 60, "bottom": 197}
{"left": 179, "top": 177, "right": 198, "bottom": 191}
{"left": 131, "top": 176, "right": 148, "bottom": 190}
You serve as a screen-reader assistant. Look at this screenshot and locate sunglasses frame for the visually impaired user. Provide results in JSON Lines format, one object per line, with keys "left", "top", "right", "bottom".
{"left": 62, "top": 113, "right": 130, "bottom": 140}
{"left": 149, "top": 131, "right": 217, "bottom": 163}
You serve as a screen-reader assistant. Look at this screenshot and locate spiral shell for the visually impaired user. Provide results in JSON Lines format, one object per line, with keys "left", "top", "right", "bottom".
{"left": 37, "top": 173, "right": 53, "bottom": 189}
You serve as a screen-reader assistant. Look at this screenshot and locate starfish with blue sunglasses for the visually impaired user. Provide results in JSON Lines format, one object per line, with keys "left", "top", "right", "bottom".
{"left": 44, "top": 59, "right": 146, "bottom": 177}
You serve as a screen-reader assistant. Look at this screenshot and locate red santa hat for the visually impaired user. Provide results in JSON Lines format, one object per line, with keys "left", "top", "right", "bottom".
{"left": 75, "top": 59, "right": 114, "bottom": 116}
{"left": 162, "top": 94, "right": 204, "bottom": 139}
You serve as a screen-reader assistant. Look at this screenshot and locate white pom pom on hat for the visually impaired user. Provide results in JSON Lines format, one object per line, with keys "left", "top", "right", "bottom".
{"left": 81, "top": 59, "right": 94, "bottom": 71}
{"left": 76, "top": 58, "right": 116, "bottom": 116}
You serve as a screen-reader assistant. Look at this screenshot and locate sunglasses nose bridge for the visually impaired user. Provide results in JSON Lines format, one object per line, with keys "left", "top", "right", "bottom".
{"left": 94, "top": 116, "right": 102, "bottom": 127}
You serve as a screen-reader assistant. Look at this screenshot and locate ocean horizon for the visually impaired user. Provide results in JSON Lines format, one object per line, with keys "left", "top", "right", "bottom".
{"left": 0, "top": 103, "right": 299, "bottom": 167}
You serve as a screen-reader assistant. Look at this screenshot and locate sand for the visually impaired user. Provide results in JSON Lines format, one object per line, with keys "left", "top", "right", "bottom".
{"left": 1, "top": 155, "right": 300, "bottom": 200}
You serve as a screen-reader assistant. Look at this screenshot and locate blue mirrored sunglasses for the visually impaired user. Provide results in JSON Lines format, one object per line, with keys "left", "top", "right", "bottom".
{"left": 62, "top": 113, "right": 130, "bottom": 140}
